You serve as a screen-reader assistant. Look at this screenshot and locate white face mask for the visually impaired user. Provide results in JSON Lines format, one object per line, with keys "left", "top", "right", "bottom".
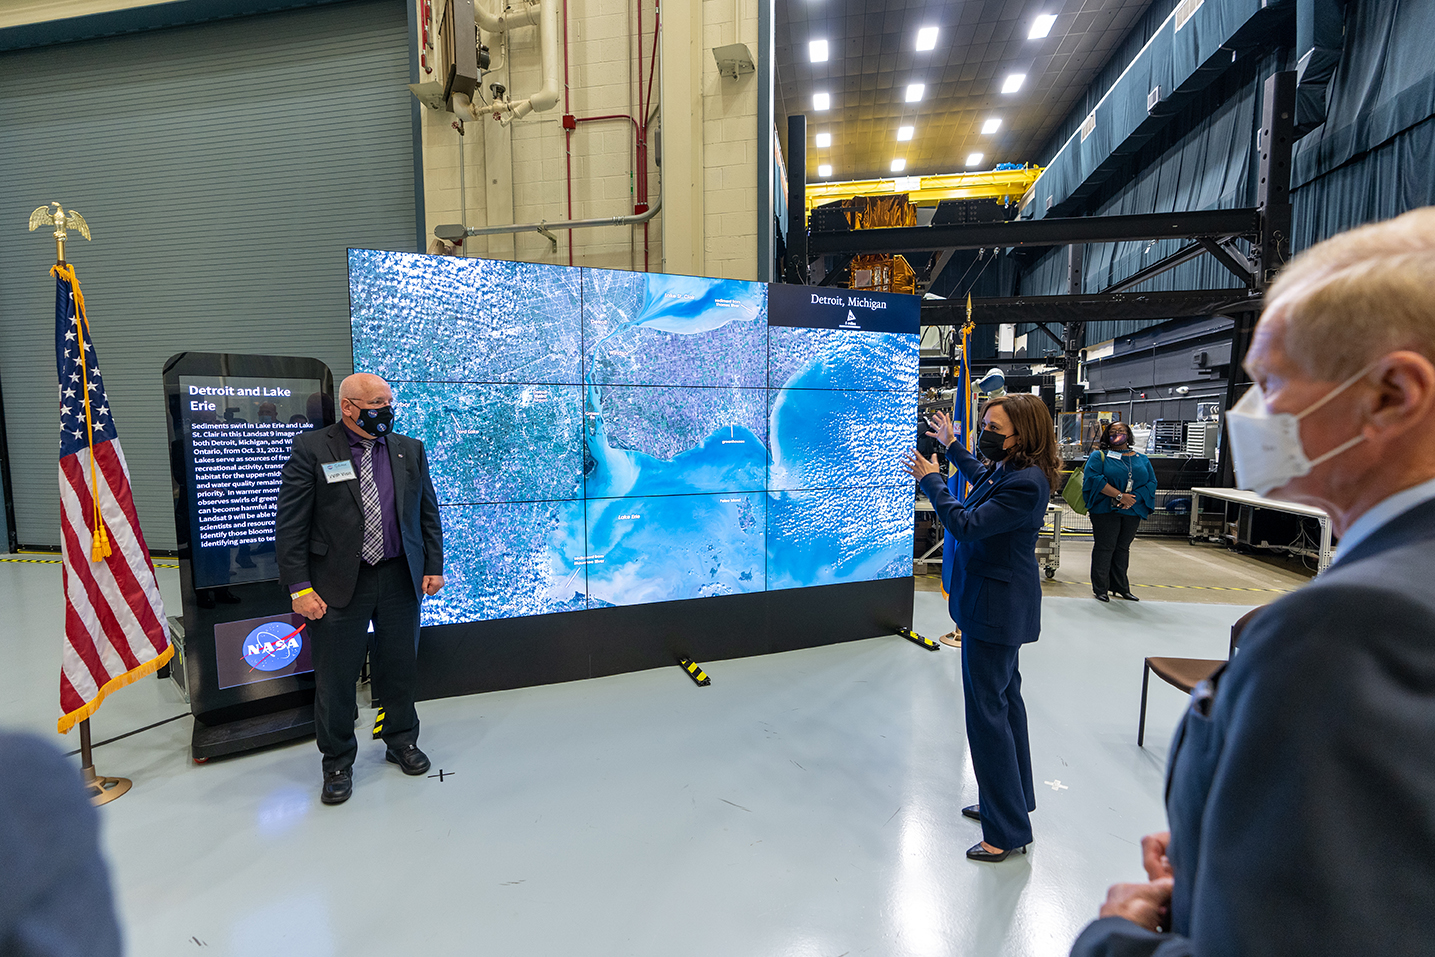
{"left": 1226, "top": 360, "right": 1378, "bottom": 497}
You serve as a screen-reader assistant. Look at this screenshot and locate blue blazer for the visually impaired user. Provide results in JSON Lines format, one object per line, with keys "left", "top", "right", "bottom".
{"left": 919, "top": 442, "right": 1050, "bottom": 646}
{"left": 1071, "top": 498, "right": 1435, "bottom": 957}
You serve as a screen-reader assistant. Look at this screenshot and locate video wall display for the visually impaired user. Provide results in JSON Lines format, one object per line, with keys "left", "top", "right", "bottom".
{"left": 349, "top": 251, "right": 920, "bottom": 626}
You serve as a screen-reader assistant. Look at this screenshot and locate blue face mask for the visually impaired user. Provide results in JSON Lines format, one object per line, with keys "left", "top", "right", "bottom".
{"left": 355, "top": 404, "right": 394, "bottom": 436}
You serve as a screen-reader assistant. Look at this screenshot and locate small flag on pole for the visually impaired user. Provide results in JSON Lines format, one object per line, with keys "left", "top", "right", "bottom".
{"left": 54, "top": 263, "right": 171, "bottom": 733}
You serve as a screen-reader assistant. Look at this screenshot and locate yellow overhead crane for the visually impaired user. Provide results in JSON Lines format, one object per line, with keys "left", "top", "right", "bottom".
{"left": 803, "top": 165, "right": 1043, "bottom": 218}
{"left": 805, "top": 166, "right": 1043, "bottom": 295}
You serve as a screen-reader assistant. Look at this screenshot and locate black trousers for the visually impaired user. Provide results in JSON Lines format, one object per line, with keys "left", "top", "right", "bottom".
{"left": 961, "top": 637, "right": 1036, "bottom": 850}
{"left": 1090, "top": 512, "right": 1142, "bottom": 595}
{"left": 308, "top": 557, "right": 420, "bottom": 774}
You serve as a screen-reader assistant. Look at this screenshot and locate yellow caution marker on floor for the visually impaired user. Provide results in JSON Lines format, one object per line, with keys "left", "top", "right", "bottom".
{"left": 372, "top": 707, "right": 385, "bottom": 739}
{"left": 678, "top": 657, "right": 711, "bottom": 686}
{"left": 895, "top": 626, "right": 940, "bottom": 651}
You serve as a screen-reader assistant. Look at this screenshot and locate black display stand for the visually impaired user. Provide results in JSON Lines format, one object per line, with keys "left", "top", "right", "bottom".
{"left": 162, "top": 352, "right": 334, "bottom": 760}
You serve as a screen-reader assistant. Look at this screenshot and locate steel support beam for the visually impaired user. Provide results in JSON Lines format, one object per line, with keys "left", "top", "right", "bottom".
{"left": 809, "top": 208, "right": 1260, "bottom": 255}
{"left": 1063, "top": 245, "right": 1085, "bottom": 412}
{"left": 784, "top": 115, "right": 809, "bottom": 284}
{"left": 1254, "top": 72, "right": 1295, "bottom": 290}
{"left": 921, "top": 290, "right": 1263, "bottom": 326}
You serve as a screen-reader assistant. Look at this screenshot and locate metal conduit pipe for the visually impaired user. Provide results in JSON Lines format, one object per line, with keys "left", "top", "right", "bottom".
{"left": 496, "top": 0, "right": 560, "bottom": 124}
{"left": 435, "top": 195, "right": 662, "bottom": 242}
{"left": 475, "top": 0, "right": 539, "bottom": 34}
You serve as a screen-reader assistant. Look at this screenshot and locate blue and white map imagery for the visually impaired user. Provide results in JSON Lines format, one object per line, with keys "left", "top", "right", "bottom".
{"left": 350, "top": 250, "right": 583, "bottom": 384}
{"left": 346, "top": 251, "right": 919, "bottom": 625}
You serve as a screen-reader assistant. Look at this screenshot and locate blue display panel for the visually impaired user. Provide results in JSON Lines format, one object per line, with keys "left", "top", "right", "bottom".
{"left": 766, "top": 485, "right": 916, "bottom": 591}
{"left": 584, "top": 386, "right": 767, "bottom": 499}
{"left": 767, "top": 327, "right": 920, "bottom": 393}
{"left": 583, "top": 492, "right": 766, "bottom": 607}
{"left": 767, "top": 388, "right": 918, "bottom": 491}
{"left": 350, "top": 251, "right": 583, "bottom": 384}
{"left": 392, "top": 381, "right": 585, "bottom": 504}
{"left": 424, "top": 502, "right": 588, "bottom": 625}
{"left": 583, "top": 268, "right": 767, "bottom": 387}
{"left": 347, "top": 251, "right": 919, "bottom": 626}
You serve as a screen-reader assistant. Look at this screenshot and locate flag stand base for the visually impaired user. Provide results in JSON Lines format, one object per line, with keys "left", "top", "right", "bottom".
{"left": 83, "top": 767, "right": 131, "bottom": 806}
{"left": 79, "top": 718, "right": 130, "bottom": 806}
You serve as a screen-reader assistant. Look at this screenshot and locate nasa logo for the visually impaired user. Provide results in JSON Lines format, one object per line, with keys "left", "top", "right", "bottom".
{"left": 242, "top": 620, "right": 305, "bottom": 672}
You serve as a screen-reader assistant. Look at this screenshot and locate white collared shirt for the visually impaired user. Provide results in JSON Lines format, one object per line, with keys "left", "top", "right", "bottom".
{"left": 1332, "top": 473, "right": 1435, "bottom": 565}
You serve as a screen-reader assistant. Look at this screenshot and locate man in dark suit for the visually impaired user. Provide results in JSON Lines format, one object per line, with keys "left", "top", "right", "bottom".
{"left": 275, "top": 372, "right": 444, "bottom": 805}
{"left": 1073, "top": 210, "right": 1435, "bottom": 955}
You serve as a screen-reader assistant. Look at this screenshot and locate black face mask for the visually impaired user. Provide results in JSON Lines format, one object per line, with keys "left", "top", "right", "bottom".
{"left": 978, "top": 428, "right": 1011, "bottom": 462}
{"left": 355, "top": 404, "right": 394, "bottom": 436}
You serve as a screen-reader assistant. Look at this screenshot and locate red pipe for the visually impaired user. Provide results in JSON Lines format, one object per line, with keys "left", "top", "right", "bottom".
{"left": 563, "top": 0, "right": 574, "bottom": 264}
{"left": 559, "top": 0, "right": 659, "bottom": 270}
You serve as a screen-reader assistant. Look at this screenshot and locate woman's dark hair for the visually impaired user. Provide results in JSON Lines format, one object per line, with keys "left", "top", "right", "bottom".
{"left": 981, "top": 394, "right": 1061, "bottom": 492}
{"left": 1098, "top": 421, "right": 1134, "bottom": 451}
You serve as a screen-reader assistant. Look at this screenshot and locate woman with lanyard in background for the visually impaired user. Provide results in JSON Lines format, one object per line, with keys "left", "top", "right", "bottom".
{"left": 1082, "top": 421, "right": 1157, "bottom": 602}
{"left": 905, "top": 393, "right": 1060, "bottom": 863}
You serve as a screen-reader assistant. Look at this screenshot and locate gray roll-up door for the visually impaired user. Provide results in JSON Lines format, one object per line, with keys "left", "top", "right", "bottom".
{"left": 0, "top": 0, "right": 417, "bottom": 550}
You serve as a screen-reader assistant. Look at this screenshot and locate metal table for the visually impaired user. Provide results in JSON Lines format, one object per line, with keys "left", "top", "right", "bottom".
{"left": 1187, "top": 486, "right": 1335, "bottom": 572}
{"left": 914, "top": 499, "right": 1062, "bottom": 579}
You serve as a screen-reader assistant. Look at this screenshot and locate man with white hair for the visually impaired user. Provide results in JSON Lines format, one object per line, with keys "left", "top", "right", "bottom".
{"left": 276, "top": 373, "right": 444, "bottom": 805}
{"left": 1072, "top": 208, "right": 1435, "bottom": 955}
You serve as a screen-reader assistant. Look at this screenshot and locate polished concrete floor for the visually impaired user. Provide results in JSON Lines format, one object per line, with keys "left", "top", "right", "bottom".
{"left": 0, "top": 546, "right": 1283, "bottom": 957}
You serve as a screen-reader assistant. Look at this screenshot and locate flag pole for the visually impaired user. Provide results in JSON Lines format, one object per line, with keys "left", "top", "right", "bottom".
{"left": 30, "top": 202, "right": 134, "bottom": 806}
{"left": 79, "top": 717, "right": 131, "bottom": 805}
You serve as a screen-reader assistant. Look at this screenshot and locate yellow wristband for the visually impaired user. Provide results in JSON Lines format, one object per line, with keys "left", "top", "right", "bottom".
{"left": 291, "top": 587, "right": 315, "bottom": 600}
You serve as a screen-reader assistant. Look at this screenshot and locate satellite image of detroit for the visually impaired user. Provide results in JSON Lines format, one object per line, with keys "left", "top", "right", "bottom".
{"left": 348, "top": 252, "right": 917, "bottom": 624}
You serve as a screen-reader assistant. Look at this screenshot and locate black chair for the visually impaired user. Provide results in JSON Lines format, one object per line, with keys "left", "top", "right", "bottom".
{"left": 1138, "top": 606, "right": 1264, "bottom": 747}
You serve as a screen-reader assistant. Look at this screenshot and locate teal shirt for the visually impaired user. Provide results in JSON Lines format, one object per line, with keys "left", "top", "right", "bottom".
{"left": 1082, "top": 449, "right": 1156, "bottom": 518}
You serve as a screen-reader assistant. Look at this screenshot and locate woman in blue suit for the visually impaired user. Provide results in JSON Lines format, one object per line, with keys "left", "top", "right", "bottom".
{"left": 905, "top": 393, "right": 1062, "bottom": 862}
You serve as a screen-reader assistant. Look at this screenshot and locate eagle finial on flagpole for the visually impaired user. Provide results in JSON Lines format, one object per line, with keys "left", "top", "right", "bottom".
{"left": 28, "top": 201, "right": 91, "bottom": 264}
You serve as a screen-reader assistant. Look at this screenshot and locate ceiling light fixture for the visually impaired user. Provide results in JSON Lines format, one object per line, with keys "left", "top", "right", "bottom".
{"left": 966, "top": 153, "right": 984, "bottom": 167}
{"left": 1001, "top": 73, "right": 1025, "bottom": 94}
{"left": 813, "top": 91, "right": 831, "bottom": 110}
{"left": 916, "top": 26, "right": 939, "bottom": 51}
{"left": 905, "top": 83, "right": 925, "bottom": 103}
{"left": 891, "top": 158, "right": 906, "bottom": 172}
{"left": 815, "top": 132, "right": 832, "bottom": 148}
{"left": 897, "top": 125, "right": 914, "bottom": 141}
{"left": 1029, "top": 14, "right": 1058, "bottom": 40}
{"left": 818, "top": 164, "right": 833, "bottom": 178}
{"left": 981, "top": 117, "right": 1001, "bottom": 135}
{"left": 809, "top": 39, "right": 829, "bottom": 62}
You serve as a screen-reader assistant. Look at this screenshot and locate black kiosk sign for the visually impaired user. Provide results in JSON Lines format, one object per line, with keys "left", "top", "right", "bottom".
{"left": 164, "top": 353, "right": 333, "bottom": 759}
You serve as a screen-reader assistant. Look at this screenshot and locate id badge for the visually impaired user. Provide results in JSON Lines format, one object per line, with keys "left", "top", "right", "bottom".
{"left": 322, "top": 460, "right": 357, "bottom": 483}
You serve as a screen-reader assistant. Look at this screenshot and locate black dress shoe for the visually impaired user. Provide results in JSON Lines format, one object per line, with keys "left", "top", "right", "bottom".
{"left": 385, "top": 744, "right": 431, "bottom": 775}
{"left": 966, "top": 841, "right": 1027, "bottom": 863}
{"left": 1094, "top": 591, "right": 1110, "bottom": 602}
{"left": 321, "top": 768, "right": 352, "bottom": 805}
{"left": 961, "top": 805, "right": 981, "bottom": 822}
{"left": 1117, "top": 591, "right": 1140, "bottom": 601}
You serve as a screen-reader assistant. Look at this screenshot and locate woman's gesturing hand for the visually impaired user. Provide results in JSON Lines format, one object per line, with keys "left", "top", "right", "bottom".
{"left": 903, "top": 448, "right": 941, "bottom": 481}
{"left": 925, "top": 410, "right": 956, "bottom": 448}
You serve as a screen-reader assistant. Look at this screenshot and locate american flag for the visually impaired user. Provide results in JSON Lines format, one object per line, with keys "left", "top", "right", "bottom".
{"left": 53, "top": 264, "right": 171, "bottom": 734}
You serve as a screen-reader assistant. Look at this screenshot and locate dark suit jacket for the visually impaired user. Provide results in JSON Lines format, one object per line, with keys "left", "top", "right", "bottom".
{"left": 0, "top": 733, "right": 122, "bottom": 956}
{"left": 1072, "top": 499, "right": 1435, "bottom": 957}
{"left": 275, "top": 422, "right": 443, "bottom": 609}
{"left": 919, "top": 442, "right": 1050, "bottom": 646}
